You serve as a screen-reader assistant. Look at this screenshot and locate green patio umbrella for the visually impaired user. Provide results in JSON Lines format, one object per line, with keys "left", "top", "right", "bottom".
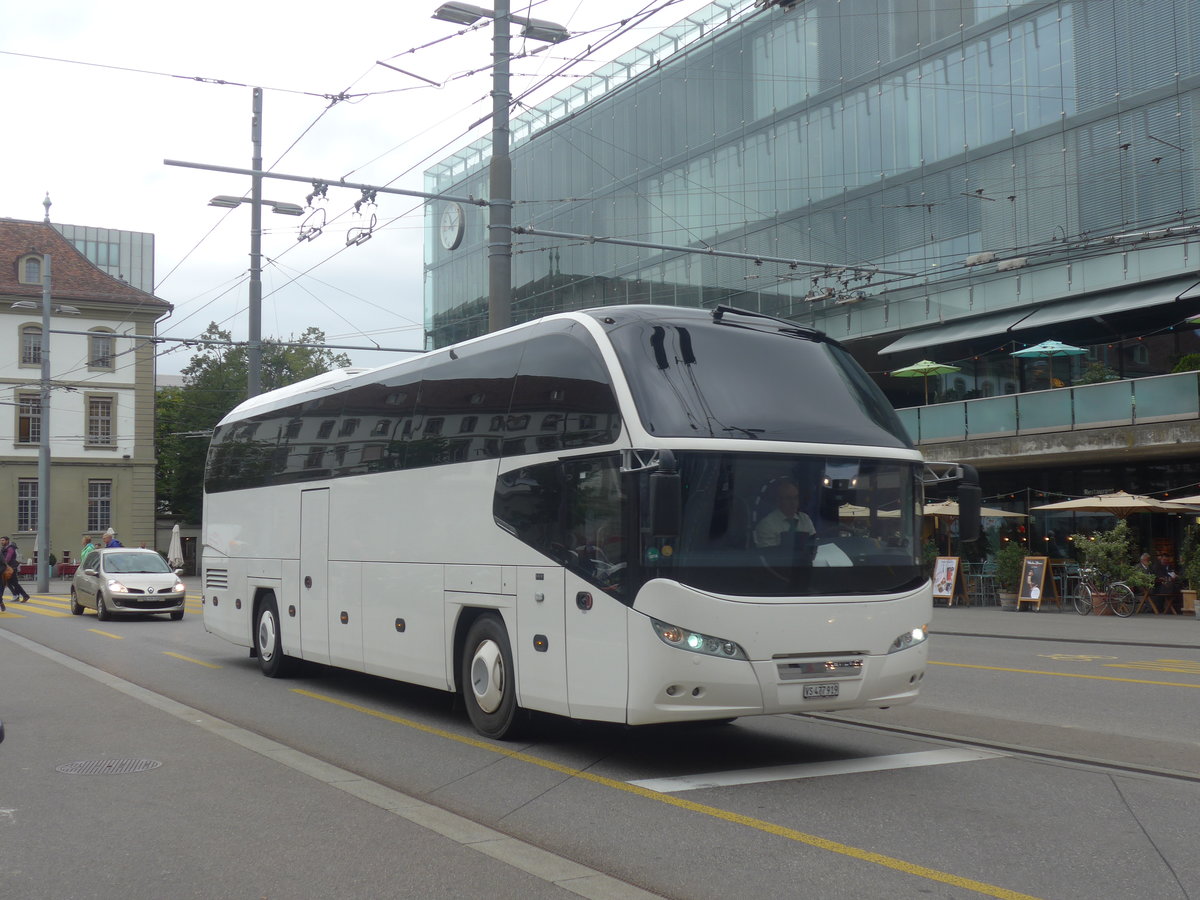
{"left": 890, "top": 359, "right": 961, "bottom": 404}
{"left": 1010, "top": 340, "right": 1088, "bottom": 388}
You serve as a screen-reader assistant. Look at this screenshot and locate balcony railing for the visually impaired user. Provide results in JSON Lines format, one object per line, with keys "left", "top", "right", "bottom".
{"left": 896, "top": 371, "right": 1200, "bottom": 444}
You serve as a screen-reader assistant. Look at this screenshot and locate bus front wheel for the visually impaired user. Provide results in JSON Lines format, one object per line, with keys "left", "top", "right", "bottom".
{"left": 255, "top": 595, "right": 296, "bottom": 678}
{"left": 461, "top": 614, "right": 523, "bottom": 740}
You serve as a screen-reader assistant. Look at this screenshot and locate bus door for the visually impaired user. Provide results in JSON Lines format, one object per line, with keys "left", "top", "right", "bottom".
{"left": 515, "top": 567, "right": 569, "bottom": 716}
{"left": 299, "top": 488, "right": 331, "bottom": 665}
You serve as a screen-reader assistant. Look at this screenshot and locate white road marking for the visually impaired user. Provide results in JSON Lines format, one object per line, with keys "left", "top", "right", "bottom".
{"left": 629, "top": 748, "right": 1004, "bottom": 793}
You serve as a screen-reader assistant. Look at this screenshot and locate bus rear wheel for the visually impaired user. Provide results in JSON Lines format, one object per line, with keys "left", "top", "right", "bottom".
{"left": 255, "top": 595, "right": 296, "bottom": 678}
{"left": 461, "top": 614, "right": 522, "bottom": 740}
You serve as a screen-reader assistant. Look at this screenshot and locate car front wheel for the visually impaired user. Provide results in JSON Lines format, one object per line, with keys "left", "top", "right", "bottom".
{"left": 96, "top": 592, "right": 110, "bottom": 622}
{"left": 69, "top": 587, "right": 83, "bottom": 616}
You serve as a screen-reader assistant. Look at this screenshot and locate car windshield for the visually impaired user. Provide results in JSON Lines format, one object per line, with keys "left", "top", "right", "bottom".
{"left": 102, "top": 552, "right": 172, "bottom": 575}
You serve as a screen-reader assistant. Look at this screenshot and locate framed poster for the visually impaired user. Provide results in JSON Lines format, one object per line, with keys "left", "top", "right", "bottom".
{"left": 1018, "top": 556, "right": 1058, "bottom": 609}
{"left": 933, "top": 557, "right": 965, "bottom": 605}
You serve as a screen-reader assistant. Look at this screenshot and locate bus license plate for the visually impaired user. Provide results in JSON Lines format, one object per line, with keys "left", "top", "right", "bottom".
{"left": 803, "top": 683, "right": 839, "bottom": 699}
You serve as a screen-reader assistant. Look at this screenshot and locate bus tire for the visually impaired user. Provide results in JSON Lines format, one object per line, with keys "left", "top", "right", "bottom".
{"left": 461, "top": 614, "right": 522, "bottom": 740}
{"left": 255, "top": 595, "right": 296, "bottom": 678}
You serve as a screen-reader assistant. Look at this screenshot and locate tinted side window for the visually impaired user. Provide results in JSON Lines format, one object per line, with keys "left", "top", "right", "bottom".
{"left": 505, "top": 324, "right": 621, "bottom": 458}
{"left": 494, "top": 454, "right": 628, "bottom": 599}
{"left": 411, "top": 339, "right": 523, "bottom": 469}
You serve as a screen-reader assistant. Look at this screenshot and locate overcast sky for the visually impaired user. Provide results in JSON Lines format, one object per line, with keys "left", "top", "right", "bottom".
{"left": 1, "top": 0, "right": 719, "bottom": 374}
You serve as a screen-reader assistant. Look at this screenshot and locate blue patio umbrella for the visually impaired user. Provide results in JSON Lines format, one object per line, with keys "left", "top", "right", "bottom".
{"left": 1010, "top": 339, "right": 1087, "bottom": 387}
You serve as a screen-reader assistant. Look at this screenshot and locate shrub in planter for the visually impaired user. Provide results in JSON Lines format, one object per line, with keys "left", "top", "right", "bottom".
{"left": 1070, "top": 521, "right": 1154, "bottom": 593}
{"left": 994, "top": 541, "right": 1026, "bottom": 594}
{"left": 1181, "top": 525, "right": 1200, "bottom": 592}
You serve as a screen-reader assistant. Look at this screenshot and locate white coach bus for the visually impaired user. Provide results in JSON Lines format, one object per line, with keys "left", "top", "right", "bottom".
{"left": 201, "top": 305, "right": 977, "bottom": 739}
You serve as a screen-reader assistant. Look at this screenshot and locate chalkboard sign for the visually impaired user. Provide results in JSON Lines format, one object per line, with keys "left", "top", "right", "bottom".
{"left": 1018, "top": 556, "right": 1059, "bottom": 610}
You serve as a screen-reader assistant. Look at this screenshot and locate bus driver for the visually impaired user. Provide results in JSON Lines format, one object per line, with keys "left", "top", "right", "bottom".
{"left": 754, "top": 478, "right": 815, "bottom": 548}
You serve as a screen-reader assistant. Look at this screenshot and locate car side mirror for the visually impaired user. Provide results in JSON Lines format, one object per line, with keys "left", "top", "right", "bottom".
{"left": 83, "top": 568, "right": 98, "bottom": 577}
{"left": 174, "top": 569, "right": 184, "bottom": 577}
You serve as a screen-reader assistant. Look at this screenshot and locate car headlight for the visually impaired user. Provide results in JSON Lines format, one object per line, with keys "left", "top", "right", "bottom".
{"left": 173, "top": 581, "right": 186, "bottom": 593}
{"left": 106, "top": 579, "right": 129, "bottom": 594}
{"left": 651, "top": 618, "right": 748, "bottom": 660}
{"left": 888, "top": 625, "right": 928, "bottom": 653}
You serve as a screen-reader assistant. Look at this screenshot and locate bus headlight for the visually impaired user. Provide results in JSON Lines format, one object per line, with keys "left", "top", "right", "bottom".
{"left": 888, "top": 625, "right": 928, "bottom": 653}
{"left": 651, "top": 618, "right": 748, "bottom": 661}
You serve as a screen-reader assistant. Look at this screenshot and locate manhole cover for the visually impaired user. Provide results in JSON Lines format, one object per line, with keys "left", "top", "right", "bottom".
{"left": 56, "top": 758, "right": 162, "bottom": 776}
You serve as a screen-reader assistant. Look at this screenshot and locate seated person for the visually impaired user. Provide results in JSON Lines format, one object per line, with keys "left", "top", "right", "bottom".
{"left": 754, "top": 478, "right": 815, "bottom": 548}
{"left": 1152, "top": 552, "right": 1182, "bottom": 613}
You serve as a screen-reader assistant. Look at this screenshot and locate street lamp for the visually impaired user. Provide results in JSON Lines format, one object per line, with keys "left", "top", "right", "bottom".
{"left": 11, "top": 262, "right": 80, "bottom": 592}
{"left": 432, "top": 2, "right": 568, "bottom": 333}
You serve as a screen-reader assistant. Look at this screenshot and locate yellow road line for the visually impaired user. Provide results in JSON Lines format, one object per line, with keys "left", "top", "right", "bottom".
{"left": 88, "top": 628, "right": 123, "bottom": 639}
{"left": 1, "top": 604, "right": 71, "bottom": 618}
{"left": 163, "top": 651, "right": 221, "bottom": 669}
{"left": 294, "top": 688, "right": 1041, "bottom": 900}
{"left": 930, "top": 660, "right": 1200, "bottom": 688}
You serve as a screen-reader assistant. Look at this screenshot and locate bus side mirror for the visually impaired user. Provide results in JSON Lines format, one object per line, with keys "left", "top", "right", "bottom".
{"left": 649, "top": 451, "right": 682, "bottom": 535}
{"left": 957, "top": 474, "right": 981, "bottom": 544}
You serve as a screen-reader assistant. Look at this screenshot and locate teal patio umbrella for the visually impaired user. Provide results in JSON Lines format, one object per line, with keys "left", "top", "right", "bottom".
{"left": 1010, "top": 340, "right": 1088, "bottom": 388}
{"left": 891, "top": 359, "right": 961, "bottom": 404}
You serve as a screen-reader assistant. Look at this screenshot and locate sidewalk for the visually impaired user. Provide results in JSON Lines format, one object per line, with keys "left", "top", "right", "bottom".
{"left": 932, "top": 602, "right": 1200, "bottom": 647}
{"left": 0, "top": 628, "right": 653, "bottom": 900}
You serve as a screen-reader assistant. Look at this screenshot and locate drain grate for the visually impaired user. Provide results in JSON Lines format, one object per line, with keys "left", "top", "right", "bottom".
{"left": 57, "top": 758, "right": 162, "bottom": 776}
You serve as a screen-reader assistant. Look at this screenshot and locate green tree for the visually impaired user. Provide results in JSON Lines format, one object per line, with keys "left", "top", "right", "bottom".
{"left": 155, "top": 324, "right": 351, "bottom": 521}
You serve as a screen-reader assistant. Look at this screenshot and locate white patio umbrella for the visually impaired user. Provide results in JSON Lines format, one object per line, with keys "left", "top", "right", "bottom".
{"left": 1030, "top": 490, "right": 1191, "bottom": 518}
{"left": 167, "top": 524, "right": 184, "bottom": 569}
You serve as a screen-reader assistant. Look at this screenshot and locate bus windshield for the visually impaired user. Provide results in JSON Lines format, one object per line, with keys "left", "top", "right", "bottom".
{"left": 645, "top": 451, "right": 924, "bottom": 598}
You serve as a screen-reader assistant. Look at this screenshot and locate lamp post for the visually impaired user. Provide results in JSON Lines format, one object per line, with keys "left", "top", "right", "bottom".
{"left": 207, "top": 89, "right": 305, "bottom": 399}
{"left": 12, "top": 259, "right": 79, "bottom": 592}
{"left": 432, "top": 2, "right": 568, "bottom": 334}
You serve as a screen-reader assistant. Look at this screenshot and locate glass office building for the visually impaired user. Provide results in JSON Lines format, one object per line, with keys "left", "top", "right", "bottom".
{"left": 425, "top": 0, "right": 1200, "bottom": 503}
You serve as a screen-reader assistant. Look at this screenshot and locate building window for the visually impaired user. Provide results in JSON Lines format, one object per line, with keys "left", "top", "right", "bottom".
{"left": 459, "top": 416, "right": 478, "bottom": 433}
{"left": 339, "top": 418, "right": 360, "bottom": 436}
{"left": 17, "top": 479, "right": 37, "bottom": 532}
{"left": 88, "top": 331, "right": 115, "bottom": 369}
{"left": 286, "top": 419, "right": 303, "bottom": 439}
{"left": 87, "top": 480, "right": 112, "bottom": 532}
{"left": 18, "top": 255, "right": 41, "bottom": 284}
{"left": 317, "top": 420, "right": 335, "bottom": 438}
{"left": 21, "top": 325, "right": 42, "bottom": 366}
{"left": 372, "top": 419, "right": 392, "bottom": 436}
{"left": 86, "top": 396, "right": 115, "bottom": 446}
{"left": 424, "top": 417, "right": 444, "bottom": 435}
{"left": 304, "top": 446, "right": 324, "bottom": 469}
{"left": 17, "top": 393, "right": 41, "bottom": 444}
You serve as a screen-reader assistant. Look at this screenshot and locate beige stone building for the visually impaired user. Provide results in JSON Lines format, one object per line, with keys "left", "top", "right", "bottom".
{"left": 0, "top": 216, "right": 171, "bottom": 566}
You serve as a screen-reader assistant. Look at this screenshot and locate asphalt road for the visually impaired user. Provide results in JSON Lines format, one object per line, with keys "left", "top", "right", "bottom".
{"left": 2, "top": 584, "right": 1197, "bottom": 900}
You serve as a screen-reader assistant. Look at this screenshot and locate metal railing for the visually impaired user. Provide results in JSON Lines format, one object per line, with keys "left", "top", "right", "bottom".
{"left": 897, "top": 371, "right": 1200, "bottom": 444}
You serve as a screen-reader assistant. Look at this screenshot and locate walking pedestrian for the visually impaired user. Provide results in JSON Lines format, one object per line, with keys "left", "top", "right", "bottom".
{"left": 101, "top": 528, "right": 123, "bottom": 549}
{"left": 0, "top": 537, "right": 31, "bottom": 603}
{"left": 80, "top": 535, "right": 96, "bottom": 567}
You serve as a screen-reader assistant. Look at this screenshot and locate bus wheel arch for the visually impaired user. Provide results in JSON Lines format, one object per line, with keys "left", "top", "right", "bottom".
{"left": 253, "top": 590, "right": 296, "bottom": 678}
{"left": 457, "top": 610, "right": 524, "bottom": 740}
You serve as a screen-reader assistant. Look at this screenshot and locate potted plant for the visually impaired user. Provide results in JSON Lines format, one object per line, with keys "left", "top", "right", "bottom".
{"left": 1180, "top": 526, "right": 1200, "bottom": 616}
{"left": 1070, "top": 521, "right": 1155, "bottom": 607}
{"left": 994, "top": 541, "right": 1025, "bottom": 610}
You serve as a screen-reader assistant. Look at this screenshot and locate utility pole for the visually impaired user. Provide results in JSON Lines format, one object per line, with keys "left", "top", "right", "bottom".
{"left": 488, "top": 0, "right": 513, "bottom": 334}
{"left": 248, "top": 87, "right": 264, "bottom": 398}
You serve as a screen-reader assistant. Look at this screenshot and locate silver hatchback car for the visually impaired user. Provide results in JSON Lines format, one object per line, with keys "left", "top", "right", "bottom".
{"left": 71, "top": 548, "right": 186, "bottom": 621}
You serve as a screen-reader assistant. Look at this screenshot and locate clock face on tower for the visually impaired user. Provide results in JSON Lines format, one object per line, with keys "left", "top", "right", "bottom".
{"left": 439, "top": 202, "right": 464, "bottom": 250}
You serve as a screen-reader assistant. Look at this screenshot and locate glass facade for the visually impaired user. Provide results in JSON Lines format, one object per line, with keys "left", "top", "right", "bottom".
{"left": 425, "top": 0, "right": 1200, "bottom": 403}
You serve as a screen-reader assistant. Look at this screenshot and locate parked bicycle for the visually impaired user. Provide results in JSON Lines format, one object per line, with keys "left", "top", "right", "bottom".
{"left": 1072, "top": 567, "right": 1136, "bottom": 617}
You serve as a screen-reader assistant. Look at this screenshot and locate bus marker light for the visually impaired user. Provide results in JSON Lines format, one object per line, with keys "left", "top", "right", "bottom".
{"left": 288, "top": 605, "right": 296, "bottom": 617}
{"left": 212, "top": 596, "right": 218, "bottom": 607}
{"left": 533, "top": 634, "right": 549, "bottom": 652}
{"left": 340, "top": 611, "right": 349, "bottom": 625}
{"left": 235, "top": 599, "right": 241, "bottom": 610}
{"left": 576, "top": 592, "right": 593, "bottom": 611}
{"left": 395, "top": 619, "right": 406, "bottom": 632}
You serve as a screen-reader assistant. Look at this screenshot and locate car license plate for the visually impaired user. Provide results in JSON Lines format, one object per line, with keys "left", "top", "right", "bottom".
{"left": 803, "top": 682, "right": 839, "bottom": 699}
